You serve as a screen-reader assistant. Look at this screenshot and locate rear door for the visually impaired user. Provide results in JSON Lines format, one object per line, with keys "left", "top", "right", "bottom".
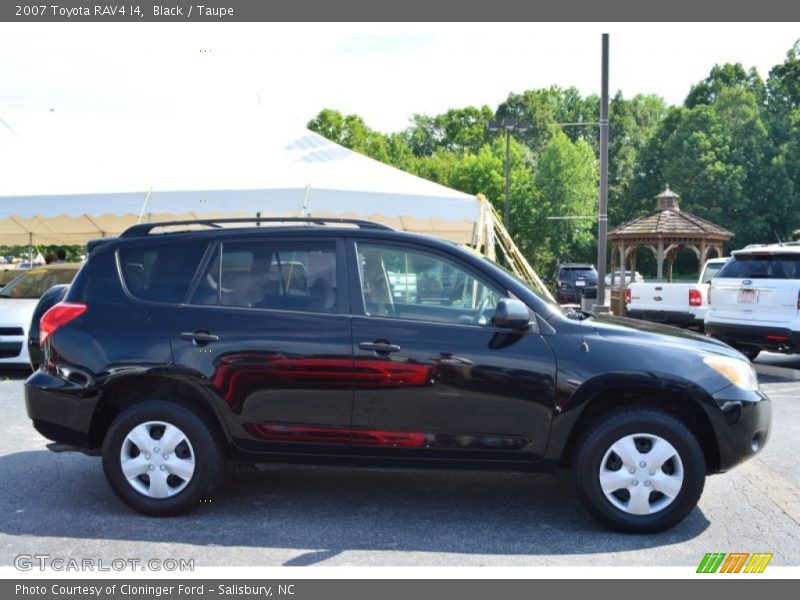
{"left": 171, "top": 236, "right": 355, "bottom": 452}
{"left": 710, "top": 253, "right": 800, "bottom": 323}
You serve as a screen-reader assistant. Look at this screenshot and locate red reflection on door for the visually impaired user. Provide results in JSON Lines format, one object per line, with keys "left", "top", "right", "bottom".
{"left": 244, "top": 423, "right": 427, "bottom": 448}
{"left": 212, "top": 353, "right": 430, "bottom": 410}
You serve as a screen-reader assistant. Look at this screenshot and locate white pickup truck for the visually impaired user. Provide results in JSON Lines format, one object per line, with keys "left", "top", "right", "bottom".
{"left": 624, "top": 257, "right": 728, "bottom": 329}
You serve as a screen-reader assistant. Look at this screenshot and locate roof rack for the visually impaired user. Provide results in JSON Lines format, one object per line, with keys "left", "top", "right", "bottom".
{"left": 121, "top": 217, "right": 393, "bottom": 238}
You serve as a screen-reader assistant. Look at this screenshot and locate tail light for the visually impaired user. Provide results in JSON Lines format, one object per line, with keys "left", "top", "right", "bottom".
{"left": 689, "top": 289, "right": 702, "bottom": 307}
{"left": 625, "top": 288, "right": 631, "bottom": 305}
{"left": 40, "top": 302, "right": 87, "bottom": 345}
{"left": 797, "top": 290, "right": 800, "bottom": 311}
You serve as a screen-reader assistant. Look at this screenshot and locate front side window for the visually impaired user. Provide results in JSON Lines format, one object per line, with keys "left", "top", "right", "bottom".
{"left": 356, "top": 243, "right": 502, "bottom": 326}
{"left": 192, "top": 240, "right": 339, "bottom": 313}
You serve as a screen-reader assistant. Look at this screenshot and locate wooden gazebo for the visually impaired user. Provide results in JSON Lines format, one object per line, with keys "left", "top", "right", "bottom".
{"left": 607, "top": 185, "right": 733, "bottom": 314}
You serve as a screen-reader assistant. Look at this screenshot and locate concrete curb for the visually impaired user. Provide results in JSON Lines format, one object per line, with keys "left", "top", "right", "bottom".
{"left": 755, "top": 363, "right": 800, "bottom": 381}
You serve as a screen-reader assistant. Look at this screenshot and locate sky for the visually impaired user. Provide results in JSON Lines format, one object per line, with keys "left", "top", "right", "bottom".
{"left": 0, "top": 22, "right": 798, "bottom": 132}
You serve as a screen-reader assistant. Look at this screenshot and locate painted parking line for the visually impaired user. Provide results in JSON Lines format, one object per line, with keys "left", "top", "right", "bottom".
{"left": 755, "top": 364, "right": 800, "bottom": 381}
{"left": 741, "top": 458, "right": 800, "bottom": 526}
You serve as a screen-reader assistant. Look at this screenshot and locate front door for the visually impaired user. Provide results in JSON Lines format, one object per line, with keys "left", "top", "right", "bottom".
{"left": 348, "top": 240, "right": 557, "bottom": 460}
{"left": 171, "top": 236, "right": 354, "bottom": 453}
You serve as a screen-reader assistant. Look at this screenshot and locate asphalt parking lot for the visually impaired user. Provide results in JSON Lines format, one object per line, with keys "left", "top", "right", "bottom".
{"left": 1, "top": 360, "right": 799, "bottom": 568}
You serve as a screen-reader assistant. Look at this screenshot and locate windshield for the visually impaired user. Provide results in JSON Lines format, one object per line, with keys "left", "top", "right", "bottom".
{"left": 717, "top": 254, "right": 800, "bottom": 280}
{"left": 483, "top": 257, "right": 561, "bottom": 311}
{"left": 0, "top": 268, "right": 78, "bottom": 299}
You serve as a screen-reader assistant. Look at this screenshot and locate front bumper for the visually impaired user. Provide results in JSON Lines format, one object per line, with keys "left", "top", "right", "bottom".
{"left": 705, "top": 321, "right": 800, "bottom": 353}
{"left": 709, "top": 386, "right": 771, "bottom": 472}
{"left": 0, "top": 325, "right": 30, "bottom": 366}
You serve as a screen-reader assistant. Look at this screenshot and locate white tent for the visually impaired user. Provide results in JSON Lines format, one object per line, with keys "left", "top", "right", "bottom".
{"left": 0, "top": 110, "right": 551, "bottom": 296}
{"left": 0, "top": 110, "right": 481, "bottom": 245}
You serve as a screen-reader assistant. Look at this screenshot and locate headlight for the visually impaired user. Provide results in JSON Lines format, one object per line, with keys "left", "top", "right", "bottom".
{"left": 703, "top": 355, "right": 759, "bottom": 391}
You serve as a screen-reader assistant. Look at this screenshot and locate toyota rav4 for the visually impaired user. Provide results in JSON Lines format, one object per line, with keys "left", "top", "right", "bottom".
{"left": 25, "top": 218, "right": 771, "bottom": 532}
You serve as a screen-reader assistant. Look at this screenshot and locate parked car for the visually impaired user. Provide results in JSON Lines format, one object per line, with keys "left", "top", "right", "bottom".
{"left": 27, "top": 284, "right": 70, "bottom": 370}
{"left": 553, "top": 263, "right": 598, "bottom": 304}
{"left": 705, "top": 244, "right": 800, "bottom": 361}
{"left": 625, "top": 258, "right": 728, "bottom": 329}
{"left": 0, "top": 263, "right": 81, "bottom": 367}
{"left": 0, "top": 269, "right": 22, "bottom": 289}
{"left": 26, "top": 218, "right": 770, "bottom": 532}
{"left": 605, "top": 270, "right": 644, "bottom": 287}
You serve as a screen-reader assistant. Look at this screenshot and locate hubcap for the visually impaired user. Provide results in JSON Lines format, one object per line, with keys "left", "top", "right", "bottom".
{"left": 119, "top": 421, "right": 196, "bottom": 499}
{"left": 598, "top": 433, "right": 684, "bottom": 516}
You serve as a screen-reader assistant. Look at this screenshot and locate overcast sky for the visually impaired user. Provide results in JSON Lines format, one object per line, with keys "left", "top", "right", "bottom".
{"left": 1, "top": 22, "right": 798, "bottom": 132}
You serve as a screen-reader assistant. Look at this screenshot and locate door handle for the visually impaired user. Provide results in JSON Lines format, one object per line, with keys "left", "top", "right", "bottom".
{"left": 359, "top": 341, "right": 401, "bottom": 354}
{"left": 180, "top": 331, "right": 220, "bottom": 345}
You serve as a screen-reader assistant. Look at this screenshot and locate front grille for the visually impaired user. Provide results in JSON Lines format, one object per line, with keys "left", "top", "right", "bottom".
{"left": 0, "top": 342, "right": 23, "bottom": 359}
{"left": 0, "top": 327, "right": 24, "bottom": 336}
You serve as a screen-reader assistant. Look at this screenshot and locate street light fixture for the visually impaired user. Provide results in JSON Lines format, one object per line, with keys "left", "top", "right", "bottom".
{"left": 487, "top": 118, "right": 530, "bottom": 230}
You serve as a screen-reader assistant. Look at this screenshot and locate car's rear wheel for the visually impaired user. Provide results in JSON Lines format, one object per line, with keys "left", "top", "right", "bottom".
{"left": 574, "top": 408, "right": 705, "bottom": 533}
{"left": 102, "top": 401, "right": 225, "bottom": 516}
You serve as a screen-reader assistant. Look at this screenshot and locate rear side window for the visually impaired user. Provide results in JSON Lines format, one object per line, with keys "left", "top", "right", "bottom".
{"left": 717, "top": 254, "right": 800, "bottom": 280}
{"left": 119, "top": 240, "right": 208, "bottom": 303}
{"left": 191, "top": 240, "right": 339, "bottom": 313}
{"left": 701, "top": 261, "right": 726, "bottom": 284}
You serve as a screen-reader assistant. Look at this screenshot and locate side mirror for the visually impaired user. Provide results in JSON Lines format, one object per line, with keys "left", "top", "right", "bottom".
{"left": 493, "top": 298, "right": 531, "bottom": 330}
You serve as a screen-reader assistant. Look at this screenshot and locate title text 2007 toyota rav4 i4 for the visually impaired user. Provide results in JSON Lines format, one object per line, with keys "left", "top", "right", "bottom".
{"left": 25, "top": 218, "right": 771, "bottom": 532}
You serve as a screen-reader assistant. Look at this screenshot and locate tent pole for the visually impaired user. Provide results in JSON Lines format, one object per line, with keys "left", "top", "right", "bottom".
{"left": 301, "top": 184, "right": 311, "bottom": 217}
{"left": 28, "top": 233, "right": 33, "bottom": 268}
{"left": 138, "top": 188, "right": 153, "bottom": 224}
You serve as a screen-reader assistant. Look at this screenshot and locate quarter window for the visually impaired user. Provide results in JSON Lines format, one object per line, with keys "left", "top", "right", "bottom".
{"left": 192, "top": 240, "right": 339, "bottom": 313}
{"left": 119, "top": 240, "right": 208, "bottom": 304}
{"left": 356, "top": 243, "right": 502, "bottom": 326}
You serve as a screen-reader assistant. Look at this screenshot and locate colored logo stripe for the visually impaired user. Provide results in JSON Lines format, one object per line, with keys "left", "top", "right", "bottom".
{"left": 697, "top": 553, "right": 773, "bottom": 573}
{"left": 720, "top": 553, "right": 749, "bottom": 573}
{"left": 697, "top": 553, "right": 726, "bottom": 573}
{"left": 744, "top": 553, "right": 773, "bottom": 573}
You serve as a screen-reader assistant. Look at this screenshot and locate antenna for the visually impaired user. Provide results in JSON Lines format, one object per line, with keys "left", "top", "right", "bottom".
{"left": 775, "top": 231, "right": 784, "bottom": 246}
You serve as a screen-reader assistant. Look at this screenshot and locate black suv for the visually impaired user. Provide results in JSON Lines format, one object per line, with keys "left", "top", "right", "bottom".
{"left": 25, "top": 218, "right": 771, "bottom": 532}
{"left": 554, "top": 263, "right": 598, "bottom": 304}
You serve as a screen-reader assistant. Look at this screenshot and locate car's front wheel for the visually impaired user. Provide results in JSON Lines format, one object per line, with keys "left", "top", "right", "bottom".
{"left": 102, "top": 401, "right": 225, "bottom": 516}
{"left": 574, "top": 408, "right": 705, "bottom": 533}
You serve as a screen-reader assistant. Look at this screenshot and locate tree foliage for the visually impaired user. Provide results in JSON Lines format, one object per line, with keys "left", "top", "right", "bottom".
{"left": 308, "top": 43, "right": 800, "bottom": 277}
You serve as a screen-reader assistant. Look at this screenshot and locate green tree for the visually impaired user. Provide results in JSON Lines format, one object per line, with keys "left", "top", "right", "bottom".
{"left": 609, "top": 93, "right": 668, "bottom": 217}
{"left": 534, "top": 132, "right": 599, "bottom": 269}
{"left": 685, "top": 63, "right": 765, "bottom": 109}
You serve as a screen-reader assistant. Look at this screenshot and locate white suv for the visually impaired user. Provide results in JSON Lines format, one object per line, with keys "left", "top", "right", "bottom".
{"left": 705, "top": 244, "right": 800, "bottom": 360}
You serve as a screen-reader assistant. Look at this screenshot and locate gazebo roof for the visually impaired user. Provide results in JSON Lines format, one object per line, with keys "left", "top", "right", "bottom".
{"left": 609, "top": 185, "right": 733, "bottom": 241}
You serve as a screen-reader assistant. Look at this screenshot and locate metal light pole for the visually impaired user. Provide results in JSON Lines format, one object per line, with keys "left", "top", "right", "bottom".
{"left": 594, "top": 33, "right": 611, "bottom": 313}
{"left": 487, "top": 118, "right": 530, "bottom": 230}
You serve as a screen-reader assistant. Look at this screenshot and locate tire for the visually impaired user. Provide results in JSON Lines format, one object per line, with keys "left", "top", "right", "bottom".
{"left": 574, "top": 408, "right": 705, "bottom": 533}
{"left": 102, "top": 401, "right": 225, "bottom": 516}
{"left": 738, "top": 347, "right": 760, "bottom": 362}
